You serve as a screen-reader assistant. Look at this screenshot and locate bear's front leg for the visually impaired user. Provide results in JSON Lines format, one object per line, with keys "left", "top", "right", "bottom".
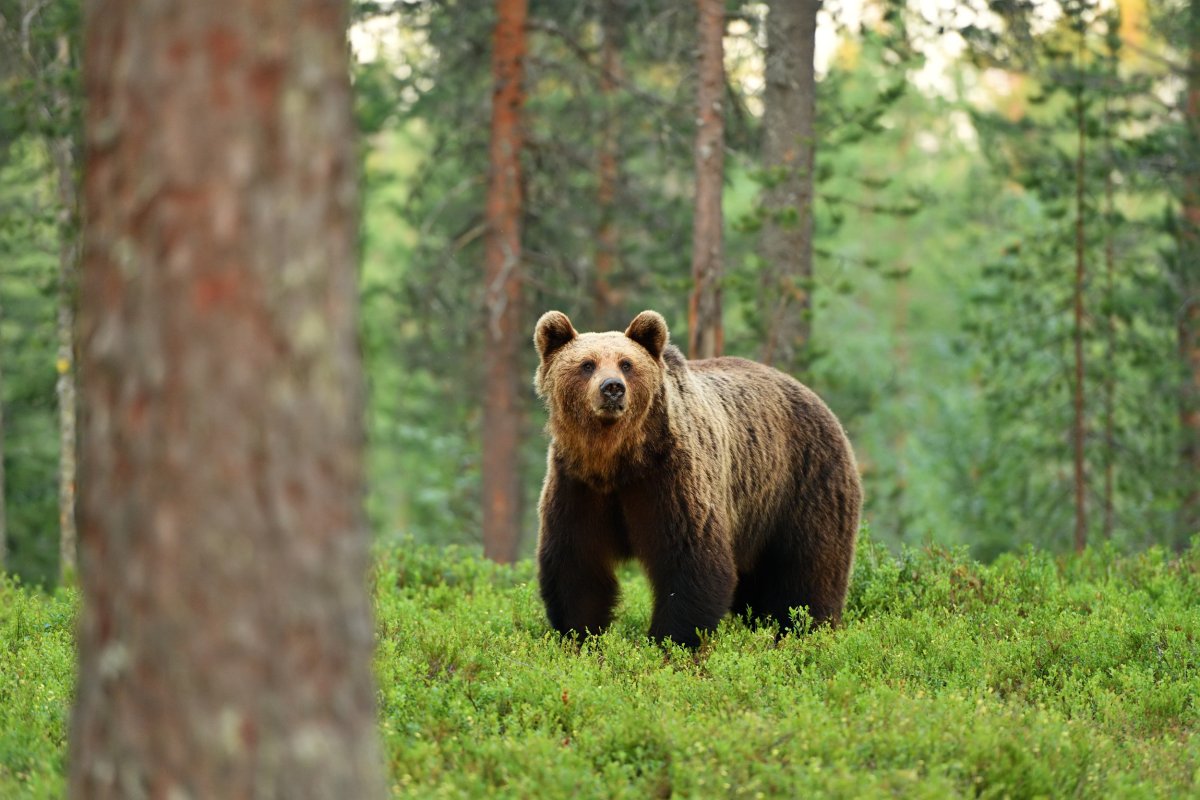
{"left": 645, "top": 538, "right": 736, "bottom": 648}
{"left": 536, "top": 465, "right": 625, "bottom": 639}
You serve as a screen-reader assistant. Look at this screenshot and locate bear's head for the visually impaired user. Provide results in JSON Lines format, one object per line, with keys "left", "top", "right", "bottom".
{"left": 533, "top": 310, "right": 669, "bottom": 479}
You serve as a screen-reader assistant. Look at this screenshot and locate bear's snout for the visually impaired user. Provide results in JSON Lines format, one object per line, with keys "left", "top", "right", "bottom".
{"left": 600, "top": 378, "right": 626, "bottom": 402}
{"left": 592, "top": 375, "right": 628, "bottom": 418}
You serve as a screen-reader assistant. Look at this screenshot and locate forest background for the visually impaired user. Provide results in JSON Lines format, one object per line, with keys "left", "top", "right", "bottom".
{"left": 2, "top": 0, "right": 1198, "bottom": 587}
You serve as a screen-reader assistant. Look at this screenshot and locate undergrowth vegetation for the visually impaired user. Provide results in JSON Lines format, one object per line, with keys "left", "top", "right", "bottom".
{"left": 3, "top": 534, "right": 1199, "bottom": 797}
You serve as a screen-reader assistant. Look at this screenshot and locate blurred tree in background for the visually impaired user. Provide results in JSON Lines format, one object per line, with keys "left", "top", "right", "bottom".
{"left": 689, "top": 0, "right": 727, "bottom": 359}
{"left": 481, "top": 0, "right": 528, "bottom": 563}
{"left": 758, "top": 0, "right": 820, "bottom": 374}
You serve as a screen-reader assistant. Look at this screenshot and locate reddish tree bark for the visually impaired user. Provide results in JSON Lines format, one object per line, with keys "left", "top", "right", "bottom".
{"left": 594, "top": 0, "right": 623, "bottom": 331}
{"left": 482, "top": 0, "right": 528, "bottom": 563}
{"left": 688, "top": 0, "right": 725, "bottom": 360}
{"left": 69, "top": 1, "right": 385, "bottom": 797}
{"left": 1181, "top": 0, "right": 1200, "bottom": 541}
{"left": 760, "top": 0, "right": 819, "bottom": 374}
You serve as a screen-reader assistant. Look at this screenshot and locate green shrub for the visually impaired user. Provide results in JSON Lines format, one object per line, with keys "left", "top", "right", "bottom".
{"left": 0, "top": 575, "right": 74, "bottom": 799}
{"left": 2, "top": 537, "right": 1197, "bottom": 797}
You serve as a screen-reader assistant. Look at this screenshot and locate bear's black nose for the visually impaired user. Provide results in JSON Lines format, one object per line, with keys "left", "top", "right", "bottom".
{"left": 600, "top": 378, "right": 626, "bottom": 401}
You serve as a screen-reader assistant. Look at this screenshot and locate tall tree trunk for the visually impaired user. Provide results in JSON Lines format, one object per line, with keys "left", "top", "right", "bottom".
{"left": 594, "top": 0, "right": 623, "bottom": 331}
{"left": 69, "top": 1, "right": 385, "bottom": 797}
{"left": 759, "top": 0, "right": 819, "bottom": 373}
{"left": 1072, "top": 27, "right": 1089, "bottom": 553}
{"left": 51, "top": 34, "right": 78, "bottom": 580}
{"left": 1103, "top": 93, "right": 1116, "bottom": 541}
{"left": 48, "top": 126, "right": 78, "bottom": 582}
{"left": 482, "top": 0, "right": 528, "bottom": 563}
{"left": 0, "top": 308, "right": 6, "bottom": 572}
{"left": 688, "top": 0, "right": 725, "bottom": 360}
{"left": 1180, "top": 0, "right": 1200, "bottom": 541}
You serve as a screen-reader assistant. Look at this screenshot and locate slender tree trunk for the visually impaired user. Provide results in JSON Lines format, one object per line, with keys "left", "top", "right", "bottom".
{"left": 760, "top": 0, "right": 819, "bottom": 373}
{"left": 482, "top": 0, "right": 528, "bottom": 563}
{"left": 688, "top": 0, "right": 725, "bottom": 360}
{"left": 70, "top": 1, "right": 385, "bottom": 797}
{"left": 0, "top": 306, "right": 6, "bottom": 571}
{"left": 48, "top": 127, "right": 78, "bottom": 582}
{"left": 1180, "top": 0, "right": 1200, "bottom": 541}
{"left": 51, "top": 35, "right": 79, "bottom": 585}
{"left": 1072, "top": 29, "right": 1088, "bottom": 553}
{"left": 594, "top": 0, "right": 623, "bottom": 331}
{"left": 1103, "top": 93, "right": 1116, "bottom": 541}
{"left": 891, "top": 278, "right": 910, "bottom": 541}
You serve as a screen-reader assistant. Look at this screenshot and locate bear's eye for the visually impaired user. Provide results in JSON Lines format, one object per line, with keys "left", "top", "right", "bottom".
{"left": 619, "top": 359, "right": 633, "bottom": 373}
{"left": 581, "top": 360, "right": 596, "bottom": 374}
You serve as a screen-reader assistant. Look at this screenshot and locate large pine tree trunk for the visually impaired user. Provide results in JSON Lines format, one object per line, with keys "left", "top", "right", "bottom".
{"left": 759, "top": 0, "right": 818, "bottom": 373}
{"left": 1181, "top": 0, "right": 1200, "bottom": 541}
{"left": 69, "top": 1, "right": 385, "bottom": 797}
{"left": 482, "top": 0, "right": 528, "bottom": 563}
{"left": 688, "top": 0, "right": 725, "bottom": 360}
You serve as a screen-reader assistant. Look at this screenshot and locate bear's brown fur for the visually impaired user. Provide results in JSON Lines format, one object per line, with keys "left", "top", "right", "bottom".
{"left": 533, "top": 310, "right": 862, "bottom": 647}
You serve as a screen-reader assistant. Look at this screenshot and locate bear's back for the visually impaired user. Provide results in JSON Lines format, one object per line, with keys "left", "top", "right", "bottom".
{"left": 662, "top": 346, "right": 859, "bottom": 557}
{"left": 664, "top": 347, "right": 841, "bottom": 450}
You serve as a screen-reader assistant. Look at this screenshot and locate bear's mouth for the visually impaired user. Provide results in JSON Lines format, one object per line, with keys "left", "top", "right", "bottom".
{"left": 592, "top": 400, "right": 627, "bottom": 421}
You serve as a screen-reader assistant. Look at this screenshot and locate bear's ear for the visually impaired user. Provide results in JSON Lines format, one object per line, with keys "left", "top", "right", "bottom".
{"left": 534, "top": 311, "right": 578, "bottom": 362}
{"left": 625, "top": 310, "right": 669, "bottom": 360}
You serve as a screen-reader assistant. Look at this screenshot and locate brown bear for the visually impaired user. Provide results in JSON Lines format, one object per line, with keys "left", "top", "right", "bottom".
{"left": 533, "top": 310, "right": 862, "bottom": 647}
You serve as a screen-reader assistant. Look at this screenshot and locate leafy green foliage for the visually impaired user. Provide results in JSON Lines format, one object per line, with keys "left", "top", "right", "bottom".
{"left": 962, "top": 3, "right": 1184, "bottom": 554}
{"left": 350, "top": 0, "right": 1198, "bottom": 562}
{"left": 354, "top": 0, "right": 707, "bottom": 554}
{"left": 0, "top": 142, "right": 64, "bottom": 586}
{"left": 0, "top": 0, "right": 1195, "bottom": 584}
{"left": 0, "top": 0, "right": 82, "bottom": 585}
{"left": 5, "top": 539, "right": 1200, "bottom": 796}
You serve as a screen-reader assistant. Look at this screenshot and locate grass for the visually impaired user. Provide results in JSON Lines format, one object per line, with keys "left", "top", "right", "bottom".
{"left": 3, "top": 533, "right": 1199, "bottom": 797}
{"left": 0, "top": 575, "right": 73, "bottom": 799}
